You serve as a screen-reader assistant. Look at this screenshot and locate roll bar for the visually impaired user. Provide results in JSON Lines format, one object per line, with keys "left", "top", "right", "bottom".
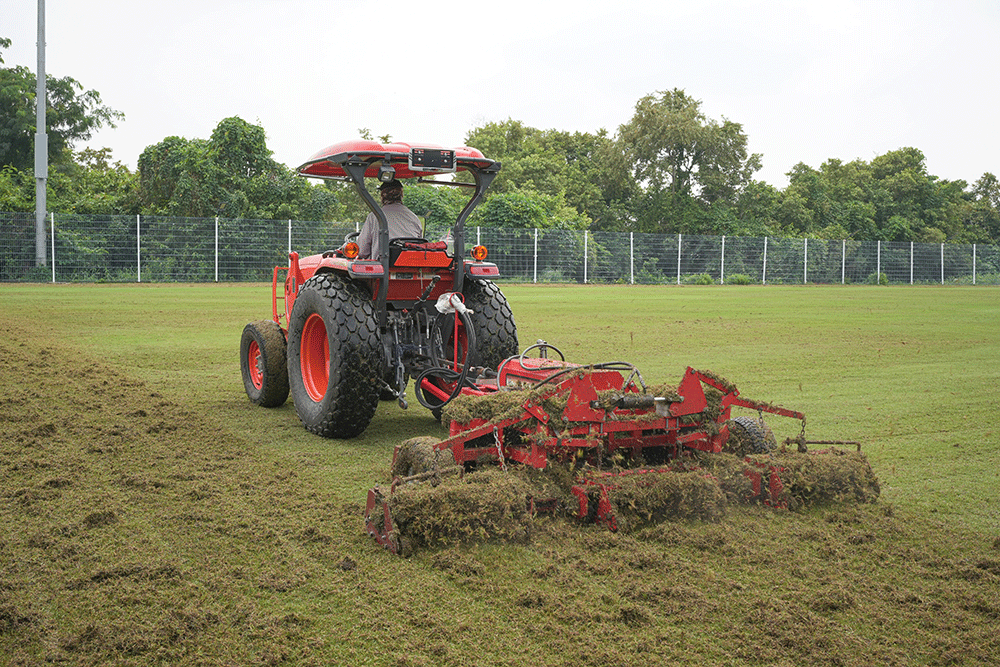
{"left": 335, "top": 153, "right": 499, "bottom": 328}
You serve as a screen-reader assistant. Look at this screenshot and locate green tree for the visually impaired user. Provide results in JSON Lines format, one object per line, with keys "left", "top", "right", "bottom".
{"left": 466, "top": 190, "right": 586, "bottom": 230}
{"left": 961, "top": 173, "right": 1000, "bottom": 244}
{"left": 0, "top": 38, "right": 123, "bottom": 170}
{"left": 0, "top": 148, "right": 138, "bottom": 215}
{"left": 613, "top": 88, "right": 761, "bottom": 233}
{"left": 136, "top": 117, "right": 335, "bottom": 220}
{"left": 464, "top": 120, "right": 614, "bottom": 227}
{"left": 778, "top": 149, "right": 971, "bottom": 243}
{"left": 475, "top": 191, "right": 547, "bottom": 228}
{"left": 0, "top": 164, "right": 32, "bottom": 211}
{"left": 728, "top": 180, "right": 781, "bottom": 237}
{"left": 400, "top": 184, "right": 466, "bottom": 234}
{"left": 49, "top": 147, "right": 139, "bottom": 214}
{"left": 781, "top": 160, "right": 874, "bottom": 237}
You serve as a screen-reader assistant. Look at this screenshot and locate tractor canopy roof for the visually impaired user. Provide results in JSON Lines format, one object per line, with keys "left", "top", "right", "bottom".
{"left": 296, "top": 140, "right": 499, "bottom": 180}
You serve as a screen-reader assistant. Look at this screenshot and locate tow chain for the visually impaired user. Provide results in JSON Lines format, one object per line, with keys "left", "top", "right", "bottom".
{"left": 493, "top": 427, "right": 507, "bottom": 472}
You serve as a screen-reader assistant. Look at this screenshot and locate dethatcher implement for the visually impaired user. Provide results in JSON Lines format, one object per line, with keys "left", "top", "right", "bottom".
{"left": 365, "top": 343, "right": 880, "bottom": 555}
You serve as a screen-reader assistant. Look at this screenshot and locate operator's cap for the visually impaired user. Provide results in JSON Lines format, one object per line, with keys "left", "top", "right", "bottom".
{"left": 379, "top": 179, "right": 403, "bottom": 191}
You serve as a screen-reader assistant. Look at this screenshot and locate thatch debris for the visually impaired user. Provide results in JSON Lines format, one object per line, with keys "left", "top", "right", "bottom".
{"left": 441, "top": 390, "right": 530, "bottom": 426}
{"left": 695, "top": 449, "right": 880, "bottom": 509}
{"left": 604, "top": 471, "right": 729, "bottom": 531}
{"left": 389, "top": 469, "right": 536, "bottom": 552}
{"left": 770, "top": 449, "right": 881, "bottom": 508}
{"left": 383, "top": 445, "right": 879, "bottom": 553}
{"left": 641, "top": 383, "right": 683, "bottom": 403}
{"left": 391, "top": 436, "right": 460, "bottom": 480}
{"left": 692, "top": 369, "right": 738, "bottom": 393}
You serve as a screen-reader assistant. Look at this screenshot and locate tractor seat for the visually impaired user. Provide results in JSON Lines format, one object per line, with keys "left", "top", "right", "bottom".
{"left": 388, "top": 238, "right": 451, "bottom": 268}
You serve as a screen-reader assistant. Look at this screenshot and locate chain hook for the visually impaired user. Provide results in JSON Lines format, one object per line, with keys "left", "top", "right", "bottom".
{"left": 493, "top": 426, "right": 508, "bottom": 472}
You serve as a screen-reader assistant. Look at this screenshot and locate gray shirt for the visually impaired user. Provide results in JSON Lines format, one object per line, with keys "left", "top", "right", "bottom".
{"left": 357, "top": 202, "right": 423, "bottom": 259}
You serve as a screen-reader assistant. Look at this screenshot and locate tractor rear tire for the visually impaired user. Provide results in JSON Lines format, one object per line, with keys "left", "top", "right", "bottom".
{"left": 462, "top": 279, "right": 518, "bottom": 370}
{"left": 286, "top": 272, "right": 382, "bottom": 438}
{"left": 240, "top": 320, "right": 290, "bottom": 408}
{"left": 725, "top": 416, "right": 778, "bottom": 456}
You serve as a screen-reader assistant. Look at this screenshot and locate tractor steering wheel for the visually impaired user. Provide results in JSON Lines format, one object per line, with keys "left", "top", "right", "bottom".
{"left": 389, "top": 237, "right": 430, "bottom": 246}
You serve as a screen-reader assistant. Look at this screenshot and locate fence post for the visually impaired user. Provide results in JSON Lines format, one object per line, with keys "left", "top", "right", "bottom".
{"left": 629, "top": 232, "right": 634, "bottom": 284}
{"left": 940, "top": 243, "right": 944, "bottom": 284}
{"left": 288, "top": 220, "right": 292, "bottom": 255}
{"left": 137, "top": 214, "right": 141, "bottom": 283}
{"left": 973, "top": 243, "right": 977, "bottom": 285}
{"left": 877, "top": 241, "right": 881, "bottom": 282}
{"left": 214, "top": 216, "right": 219, "bottom": 282}
{"left": 50, "top": 213, "right": 55, "bottom": 283}
{"left": 803, "top": 238, "right": 808, "bottom": 284}
{"left": 533, "top": 228, "right": 538, "bottom": 284}
{"left": 477, "top": 226, "right": 481, "bottom": 246}
{"left": 762, "top": 236, "right": 768, "bottom": 284}
{"left": 910, "top": 241, "right": 914, "bottom": 285}
{"left": 720, "top": 235, "right": 726, "bottom": 284}
{"left": 676, "top": 233, "right": 682, "bottom": 285}
{"left": 841, "top": 239, "right": 845, "bottom": 284}
{"left": 583, "top": 230, "right": 588, "bottom": 284}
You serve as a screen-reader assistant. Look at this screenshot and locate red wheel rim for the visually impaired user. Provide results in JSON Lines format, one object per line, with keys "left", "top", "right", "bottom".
{"left": 300, "top": 313, "right": 329, "bottom": 402}
{"left": 247, "top": 340, "right": 263, "bottom": 389}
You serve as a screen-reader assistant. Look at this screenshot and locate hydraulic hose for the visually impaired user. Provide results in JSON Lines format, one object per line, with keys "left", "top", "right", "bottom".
{"left": 415, "top": 307, "right": 478, "bottom": 412}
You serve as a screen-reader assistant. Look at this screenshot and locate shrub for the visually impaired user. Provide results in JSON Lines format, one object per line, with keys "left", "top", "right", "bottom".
{"left": 865, "top": 272, "right": 889, "bottom": 286}
{"left": 683, "top": 273, "right": 715, "bottom": 285}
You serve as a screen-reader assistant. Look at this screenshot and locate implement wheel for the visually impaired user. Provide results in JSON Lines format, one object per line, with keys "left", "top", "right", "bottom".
{"left": 240, "top": 320, "right": 289, "bottom": 407}
{"left": 286, "top": 273, "right": 382, "bottom": 438}
{"left": 462, "top": 279, "right": 518, "bottom": 369}
{"left": 725, "top": 416, "right": 777, "bottom": 456}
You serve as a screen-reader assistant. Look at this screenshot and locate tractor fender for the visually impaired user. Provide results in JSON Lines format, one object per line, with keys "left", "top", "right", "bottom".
{"left": 283, "top": 252, "right": 382, "bottom": 319}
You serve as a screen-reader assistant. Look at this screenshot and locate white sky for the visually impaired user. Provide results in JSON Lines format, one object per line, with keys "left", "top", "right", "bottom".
{"left": 4, "top": 0, "right": 998, "bottom": 187}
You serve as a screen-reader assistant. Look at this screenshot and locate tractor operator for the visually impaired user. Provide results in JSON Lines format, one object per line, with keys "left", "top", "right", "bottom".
{"left": 357, "top": 179, "right": 422, "bottom": 260}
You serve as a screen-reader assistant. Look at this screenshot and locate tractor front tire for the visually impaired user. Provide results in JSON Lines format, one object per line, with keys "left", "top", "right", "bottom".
{"left": 240, "top": 320, "right": 289, "bottom": 408}
{"left": 463, "top": 279, "right": 518, "bottom": 370}
{"left": 286, "top": 273, "right": 382, "bottom": 438}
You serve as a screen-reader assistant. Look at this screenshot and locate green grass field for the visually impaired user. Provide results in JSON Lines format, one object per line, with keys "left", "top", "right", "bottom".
{"left": 2, "top": 282, "right": 998, "bottom": 666}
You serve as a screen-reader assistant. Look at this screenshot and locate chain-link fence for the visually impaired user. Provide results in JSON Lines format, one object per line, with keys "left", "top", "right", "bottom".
{"left": 3, "top": 212, "right": 998, "bottom": 285}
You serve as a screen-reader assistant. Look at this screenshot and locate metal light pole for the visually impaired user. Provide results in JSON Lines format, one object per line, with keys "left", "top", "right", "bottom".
{"left": 35, "top": 0, "right": 48, "bottom": 267}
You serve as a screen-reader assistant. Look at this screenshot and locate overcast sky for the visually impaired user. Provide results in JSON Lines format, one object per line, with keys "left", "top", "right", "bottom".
{"left": 5, "top": 0, "right": 998, "bottom": 187}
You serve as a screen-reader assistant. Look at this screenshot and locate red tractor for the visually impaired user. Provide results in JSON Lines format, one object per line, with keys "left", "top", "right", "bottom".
{"left": 240, "top": 140, "right": 518, "bottom": 437}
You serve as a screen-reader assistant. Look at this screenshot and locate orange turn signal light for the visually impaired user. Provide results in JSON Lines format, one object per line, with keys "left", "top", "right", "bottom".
{"left": 342, "top": 242, "right": 360, "bottom": 259}
{"left": 471, "top": 245, "right": 488, "bottom": 261}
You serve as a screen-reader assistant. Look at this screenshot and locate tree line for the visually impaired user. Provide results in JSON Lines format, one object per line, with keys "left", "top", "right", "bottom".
{"left": 2, "top": 38, "right": 998, "bottom": 245}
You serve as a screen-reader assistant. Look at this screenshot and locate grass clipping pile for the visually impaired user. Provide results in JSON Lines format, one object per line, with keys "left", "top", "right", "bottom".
{"left": 385, "top": 438, "right": 880, "bottom": 554}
